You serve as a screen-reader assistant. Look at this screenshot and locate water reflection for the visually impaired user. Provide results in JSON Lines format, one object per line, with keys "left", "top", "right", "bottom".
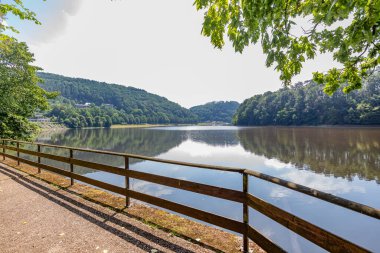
{"left": 237, "top": 127, "right": 380, "bottom": 183}
{"left": 38, "top": 128, "right": 187, "bottom": 156}
{"left": 37, "top": 126, "right": 380, "bottom": 252}
{"left": 39, "top": 126, "right": 380, "bottom": 184}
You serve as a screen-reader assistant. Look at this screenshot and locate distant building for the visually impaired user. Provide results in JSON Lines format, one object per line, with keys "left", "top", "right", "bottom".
{"left": 29, "top": 118, "right": 51, "bottom": 122}
{"left": 75, "top": 103, "right": 92, "bottom": 108}
{"left": 102, "top": 104, "right": 114, "bottom": 108}
{"left": 29, "top": 112, "right": 51, "bottom": 123}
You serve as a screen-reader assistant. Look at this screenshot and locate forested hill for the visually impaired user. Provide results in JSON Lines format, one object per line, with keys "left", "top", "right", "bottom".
{"left": 234, "top": 73, "right": 380, "bottom": 126}
{"left": 190, "top": 101, "right": 240, "bottom": 123}
{"left": 38, "top": 72, "right": 198, "bottom": 126}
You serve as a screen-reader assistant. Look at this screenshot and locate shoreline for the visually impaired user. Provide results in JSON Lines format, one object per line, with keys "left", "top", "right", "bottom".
{"left": 110, "top": 124, "right": 167, "bottom": 129}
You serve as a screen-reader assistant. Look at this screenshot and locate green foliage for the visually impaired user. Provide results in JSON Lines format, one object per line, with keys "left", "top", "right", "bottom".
{"left": 38, "top": 72, "right": 199, "bottom": 127}
{"left": 233, "top": 72, "right": 380, "bottom": 125}
{"left": 0, "top": 36, "right": 56, "bottom": 139}
{"left": 190, "top": 101, "right": 239, "bottom": 123}
{"left": 0, "top": 0, "right": 40, "bottom": 35}
{"left": 195, "top": 0, "right": 380, "bottom": 94}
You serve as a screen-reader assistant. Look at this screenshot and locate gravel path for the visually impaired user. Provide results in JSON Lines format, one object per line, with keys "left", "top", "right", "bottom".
{"left": 0, "top": 164, "right": 213, "bottom": 253}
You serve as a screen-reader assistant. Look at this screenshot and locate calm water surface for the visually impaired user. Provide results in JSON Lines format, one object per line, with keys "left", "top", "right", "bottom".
{"left": 37, "top": 126, "right": 380, "bottom": 252}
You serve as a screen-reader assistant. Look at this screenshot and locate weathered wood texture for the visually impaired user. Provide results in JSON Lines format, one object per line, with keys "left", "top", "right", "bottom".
{"left": 247, "top": 194, "right": 370, "bottom": 253}
{"left": 0, "top": 139, "right": 377, "bottom": 253}
{"left": 244, "top": 169, "right": 380, "bottom": 220}
{"left": 247, "top": 226, "right": 286, "bottom": 253}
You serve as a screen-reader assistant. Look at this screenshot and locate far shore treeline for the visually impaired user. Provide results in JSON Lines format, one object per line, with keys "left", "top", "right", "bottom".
{"left": 234, "top": 72, "right": 380, "bottom": 126}
{"left": 38, "top": 72, "right": 239, "bottom": 128}
{"left": 37, "top": 71, "right": 380, "bottom": 128}
{"left": 38, "top": 72, "right": 380, "bottom": 128}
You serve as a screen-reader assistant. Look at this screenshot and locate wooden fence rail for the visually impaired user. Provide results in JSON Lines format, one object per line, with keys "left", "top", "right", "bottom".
{"left": 0, "top": 139, "right": 379, "bottom": 253}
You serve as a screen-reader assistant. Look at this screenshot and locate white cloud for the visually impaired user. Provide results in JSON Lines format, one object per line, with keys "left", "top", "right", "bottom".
{"left": 283, "top": 170, "right": 366, "bottom": 195}
{"left": 132, "top": 180, "right": 173, "bottom": 197}
{"left": 30, "top": 0, "right": 84, "bottom": 44}
{"left": 270, "top": 187, "right": 291, "bottom": 198}
{"left": 171, "top": 140, "right": 248, "bottom": 158}
{"left": 264, "top": 159, "right": 290, "bottom": 170}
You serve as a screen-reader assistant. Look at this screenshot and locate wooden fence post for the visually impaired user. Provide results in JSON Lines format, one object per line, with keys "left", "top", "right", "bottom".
{"left": 125, "top": 156, "right": 130, "bottom": 207}
{"left": 16, "top": 142, "right": 20, "bottom": 165}
{"left": 243, "top": 172, "right": 249, "bottom": 253}
{"left": 37, "top": 144, "right": 41, "bottom": 173}
{"left": 2, "top": 140, "right": 5, "bottom": 161}
{"left": 70, "top": 149, "right": 74, "bottom": 186}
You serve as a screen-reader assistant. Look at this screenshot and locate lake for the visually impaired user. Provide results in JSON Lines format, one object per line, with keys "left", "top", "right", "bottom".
{"left": 36, "top": 126, "right": 380, "bottom": 252}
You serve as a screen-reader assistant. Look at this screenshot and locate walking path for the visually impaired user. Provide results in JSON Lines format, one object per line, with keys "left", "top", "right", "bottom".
{"left": 0, "top": 163, "right": 213, "bottom": 253}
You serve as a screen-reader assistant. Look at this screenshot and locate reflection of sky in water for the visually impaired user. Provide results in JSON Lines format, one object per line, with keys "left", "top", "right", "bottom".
{"left": 41, "top": 126, "right": 380, "bottom": 252}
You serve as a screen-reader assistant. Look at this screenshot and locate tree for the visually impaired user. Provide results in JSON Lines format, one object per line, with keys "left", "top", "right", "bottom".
{"left": 94, "top": 116, "right": 103, "bottom": 127}
{"left": 0, "top": 1, "right": 57, "bottom": 139}
{"left": 103, "top": 115, "right": 112, "bottom": 128}
{"left": 0, "top": 36, "right": 56, "bottom": 139}
{"left": 195, "top": 0, "right": 380, "bottom": 95}
{"left": 0, "top": 1, "right": 39, "bottom": 29}
{"left": 233, "top": 73, "right": 380, "bottom": 126}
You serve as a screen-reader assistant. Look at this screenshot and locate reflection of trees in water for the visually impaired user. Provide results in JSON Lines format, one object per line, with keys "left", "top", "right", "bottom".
{"left": 238, "top": 127, "right": 380, "bottom": 183}
{"left": 36, "top": 128, "right": 187, "bottom": 174}
{"left": 40, "top": 128, "right": 187, "bottom": 155}
{"left": 36, "top": 128, "right": 241, "bottom": 175}
{"left": 185, "top": 130, "right": 239, "bottom": 146}
{"left": 37, "top": 127, "right": 380, "bottom": 183}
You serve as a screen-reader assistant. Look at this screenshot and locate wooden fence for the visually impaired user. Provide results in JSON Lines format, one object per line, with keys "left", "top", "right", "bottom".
{"left": 0, "top": 139, "right": 379, "bottom": 253}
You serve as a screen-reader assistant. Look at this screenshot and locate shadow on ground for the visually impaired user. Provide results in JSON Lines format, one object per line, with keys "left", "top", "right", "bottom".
{"left": 0, "top": 164, "right": 216, "bottom": 253}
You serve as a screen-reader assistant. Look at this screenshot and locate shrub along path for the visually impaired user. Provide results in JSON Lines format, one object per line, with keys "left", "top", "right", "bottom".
{"left": 0, "top": 163, "right": 215, "bottom": 253}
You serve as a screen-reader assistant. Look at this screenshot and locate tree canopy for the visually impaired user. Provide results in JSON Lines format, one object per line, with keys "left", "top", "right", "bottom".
{"left": 39, "top": 72, "right": 199, "bottom": 127}
{"left": 233, "top": 72, "right": 380, "bottom": 125}
{"left": 195, "top": 0, "right": 380, "bottom": 95}
{"left": 190, "top": 101, "right": 240, "bottom": 123}
{"left": 0, "top": 36, "right": 56, "bottom": 139}
{"left": 0, "top": 1, "right": 57, "bottom": 139}
{"left": 0, "top": 0, "right": 40, "bottom": 36}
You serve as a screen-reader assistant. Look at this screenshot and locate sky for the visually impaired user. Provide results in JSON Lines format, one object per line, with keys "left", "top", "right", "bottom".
{"left": 5, "top": 0, "right": 339, "bottom": 108}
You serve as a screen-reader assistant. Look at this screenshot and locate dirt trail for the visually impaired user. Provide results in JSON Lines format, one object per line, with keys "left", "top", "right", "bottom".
{"left": 0, "top": 164, "right": 213, "bottom": 253}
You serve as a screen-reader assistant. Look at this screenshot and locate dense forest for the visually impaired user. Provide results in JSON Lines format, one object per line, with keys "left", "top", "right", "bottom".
{"left": 37, "top": 72, "right": 380, "bottom": 128}
{"left": 38, "top": 73, "right": 243, "bottom": 128}
{"left": 38, "top": 72, "right": 198, "bottom": 127}
{"left": 234, "top": 73, "right": 380, "bottom": 125}
{"left": 190, "top": 101, "right": 239, "bottom": 123}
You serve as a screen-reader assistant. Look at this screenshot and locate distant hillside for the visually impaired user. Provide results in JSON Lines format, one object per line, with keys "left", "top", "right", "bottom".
{"left": 234, "top": 73, "right": 380, "bottom": 126}
{"left": 38, "top": 72, "right": 198, "bottom": 127}
{"left": 190, "top": 101, "right": 240, "bottom": 123}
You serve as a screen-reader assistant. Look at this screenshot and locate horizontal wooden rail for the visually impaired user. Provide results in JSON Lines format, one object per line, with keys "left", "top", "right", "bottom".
{"left": 1, "top": 152, "right": 243, "bottom": 234}
{"left": 127, "top": 189, "right": 244, "bottom": 233}
{"left": 0, "top": 145, "right": 243, "bottom": 203}
{"left": 244, "top": 169, "right": 380, "bottom": 220}
{"left": 2, "top": 141, "right": 379, "bottom": 220}
{"left": 1, "top": 139, "right": 244, "bottom": 173}
{"left": 1, "top": 139, "right": 377, "bottom": 253}
{"left": 247, "top": 193, "right": 369, "bottom": 253}
{"left": 247, "top": 225, "right": 286, "bottom": 253}
{"left": 2, "top": 152, "right": 125, "bottom": 195}
{"left": 126, "top": 170, "right": 245, "bottom": 203}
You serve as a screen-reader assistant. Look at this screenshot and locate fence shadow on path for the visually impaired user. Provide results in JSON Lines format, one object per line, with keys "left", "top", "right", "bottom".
{"left": 0, "top": 164, "right": 218, "bottom": 253}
